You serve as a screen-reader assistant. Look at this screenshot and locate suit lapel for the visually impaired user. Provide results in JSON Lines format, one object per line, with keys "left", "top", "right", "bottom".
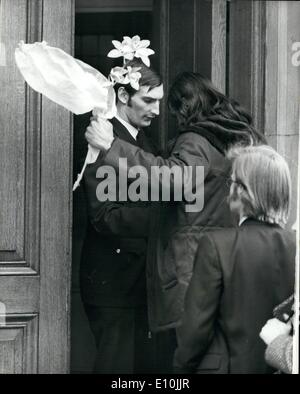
{"left": 136, "top": 129, "right": 155, "bottom": 153}
{"left": 110, "top": 117, "right": 156, "bottom": 153}
{"left": 110, "top": 117, "right": 138, "bottom": 146}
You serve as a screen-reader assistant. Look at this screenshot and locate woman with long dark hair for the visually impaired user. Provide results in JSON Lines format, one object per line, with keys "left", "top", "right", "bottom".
{"left": 85, "top": 72, "right": 266, "bottom": 371}
{"left": 168, "top": 72, "right": 264, "bottom": 149}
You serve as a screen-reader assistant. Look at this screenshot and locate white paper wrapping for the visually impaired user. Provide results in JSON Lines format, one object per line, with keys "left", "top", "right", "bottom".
{"left": 15, "top": 41, "right": 116, "bottom": 116}
{"left": 15, "top": 41, "right": 117, "bottom": 190}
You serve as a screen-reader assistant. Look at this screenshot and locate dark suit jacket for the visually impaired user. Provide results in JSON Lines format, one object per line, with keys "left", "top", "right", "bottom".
{"left": 174, "top": 219, "right": 295, "bottom": 374}
{"left": 80, "top": 118, "right": 156, "bottom": 307}
{"left": 101, "top": 131, "right": 235, "bottom": 330}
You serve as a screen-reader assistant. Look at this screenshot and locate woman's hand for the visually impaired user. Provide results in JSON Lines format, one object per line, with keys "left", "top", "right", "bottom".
{"left": 85, "top": 117, "right": 114, "bottom": 151}
{"left": 259, "top": 318, "right": 292, "bottom": 345}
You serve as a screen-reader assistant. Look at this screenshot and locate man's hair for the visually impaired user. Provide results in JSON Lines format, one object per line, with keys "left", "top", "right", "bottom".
{"left": 228, "top": 145, "right": 291, "bottom": 226}
{"left": 114, "top": 59, "right": 162, "bottom": 99}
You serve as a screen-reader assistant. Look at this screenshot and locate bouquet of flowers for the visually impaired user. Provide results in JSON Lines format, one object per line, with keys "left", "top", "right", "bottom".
{"left": 15, "top": 36, "right": 154, "bottom": 190}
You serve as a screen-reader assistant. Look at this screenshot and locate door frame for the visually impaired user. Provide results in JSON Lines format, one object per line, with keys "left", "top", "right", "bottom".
{"left": 38, "top": 0, "right": 74, "bottom": 373}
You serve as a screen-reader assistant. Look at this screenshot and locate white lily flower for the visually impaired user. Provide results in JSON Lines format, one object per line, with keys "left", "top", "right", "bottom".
{"left": 108, "top": 38, "right": 134, "bottom": 60}
{"left": 134, "top": 47, "right": 155, "bottom": 67}
{"left": 126, "top": 66, "right": 142, "bottom": 90}
{"left": 107, "top": 35, "right": 154, "bottom": 66}
{"left": 129, "top": 35, "right": 155, "bottom": 66}
{"left": 109, "top": 66, "right": 128, "bottom": 84}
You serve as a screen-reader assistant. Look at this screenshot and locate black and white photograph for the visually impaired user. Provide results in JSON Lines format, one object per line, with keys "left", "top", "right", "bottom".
{"left": 0, "top": 0, "right": 299, "bottom": 379}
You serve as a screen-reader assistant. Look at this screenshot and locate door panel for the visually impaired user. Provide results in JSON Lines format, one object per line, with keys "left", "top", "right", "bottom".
{"left": 0, "top": 314, "right": 38, "bottom": 374}
{"left": 0, "top": 0, "right": 27, "bottom": 263}
{"left": 228, "top": 0, "right": 266, "bottom": 131}
{"left": 152, "top": 0, "right": 227, "bottom": 145}
{"left": 0, "top": 0, "right": 73, "bottom": 374}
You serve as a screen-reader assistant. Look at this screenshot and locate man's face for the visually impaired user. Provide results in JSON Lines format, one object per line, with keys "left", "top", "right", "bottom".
{"left": 124, "top": 84, "right": 164, "bottom": 128}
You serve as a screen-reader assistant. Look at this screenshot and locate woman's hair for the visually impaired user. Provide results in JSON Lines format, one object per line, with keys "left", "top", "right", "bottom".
{"left": 228, "top": 145, "right": 291, "bottom": 227}
{"left": 168, "top": 72, "right": 266, "bottom": 147}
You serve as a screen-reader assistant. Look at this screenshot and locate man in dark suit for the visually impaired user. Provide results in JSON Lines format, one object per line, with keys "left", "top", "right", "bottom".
{"left": 173, "top": 145, "right": 296, "bottom": 374}
{"left": 80, "top": 60, "right": 164, "bottom": 373}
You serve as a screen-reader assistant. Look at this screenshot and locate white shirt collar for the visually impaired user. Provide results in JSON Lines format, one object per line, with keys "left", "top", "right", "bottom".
{"left": 239, "top": 216, "right": 249, "bottom": 226}
{"left": 115, "top": 114, "right": 139, "bottom": 140}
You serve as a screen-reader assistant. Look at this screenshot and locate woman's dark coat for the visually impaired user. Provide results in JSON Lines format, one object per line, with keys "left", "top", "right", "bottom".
{"left": 102, "top": 128, "right": 236, "bottom": 331}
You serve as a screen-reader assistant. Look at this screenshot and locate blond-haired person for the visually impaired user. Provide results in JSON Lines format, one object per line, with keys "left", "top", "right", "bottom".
{"left": 174, "top": 145, "right": 295, "bottom": 374}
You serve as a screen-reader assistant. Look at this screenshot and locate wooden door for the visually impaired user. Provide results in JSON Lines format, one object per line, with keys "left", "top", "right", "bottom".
{"left": 0, "top": 0, "right": 74, "bottom": 374}
{"left": 227, "top": 0, "right": 300, "bottom": 227}
{"left": 152, "top": 0, "right": 227, "bottom": 147}
{"left": 153, "top": 0, "right": 299, "bottom": 227}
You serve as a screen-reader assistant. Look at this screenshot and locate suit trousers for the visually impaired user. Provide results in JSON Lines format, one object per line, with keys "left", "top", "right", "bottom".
{"left": 84, "top": 303, "right": 177, "bottom": 374}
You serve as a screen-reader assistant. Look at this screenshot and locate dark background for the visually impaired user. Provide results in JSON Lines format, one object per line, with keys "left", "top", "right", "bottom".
{"left": 72, "top": 10, "right": 153, "bottom": 374}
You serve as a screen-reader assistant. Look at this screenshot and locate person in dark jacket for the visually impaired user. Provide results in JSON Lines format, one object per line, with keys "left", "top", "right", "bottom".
{"left": 84, "top": 73, "right": 266, "bottom": 368}
{"left": 174, "top": 145, "right": 295, "bottom": 374}
{"left": 80, "top": 60, "right": 164, "bottom": 373}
